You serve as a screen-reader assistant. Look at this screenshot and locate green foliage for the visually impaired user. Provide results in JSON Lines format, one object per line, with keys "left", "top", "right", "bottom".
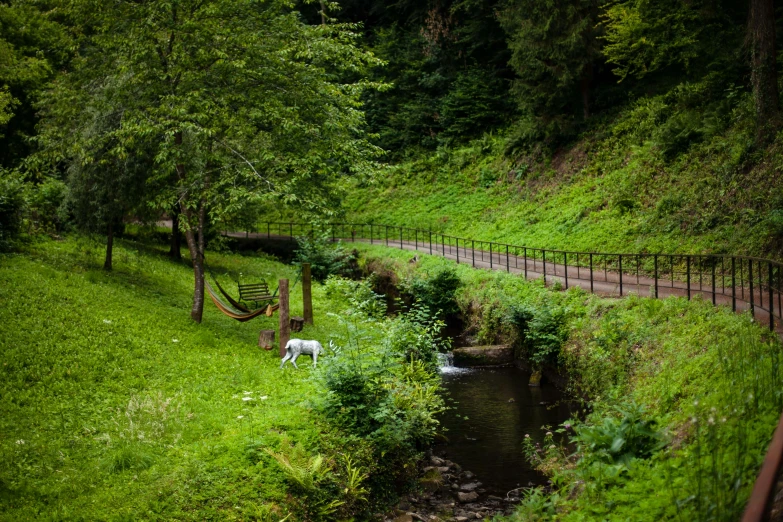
{"left": 265, "top": 440, "right": 331, "bottom": 493}
{"left": 510, "top": 303, "right": 569, "bottom": 368}
{"left": 571, "top": 403, "right": 664, "bottom": 465}
{"left": 28, "top": 176, "right": 67, "bottom": 233}
{"left": 499, "top": 0, "right": 603, "bottom": 142}
{"left": 294, "top": 235, "right": 359, "bottom": 283}
{"left": 0, "top": 1, "right": 73, "bottom": 167}
{"left": 324, "top": 275, "right": 388, "bottom": 318}
{"left": 349, "top": 0, "right": 513, "bottom": 152}
{"left": 438, "top": 68, "right": 514, "bottom": 144}
{"left": 384, "top": 303, "right": 450, "bottom": 366}
{"left": 602, "top": 0, "right": 743, "bottom": 82}
{"left": 401, "top": 267, "right": 461, "bottom": 319}
{"left": 317, "top": 304, "right": 446, "bottom": 503}
{"left": 0, "top": 169, "right": 26, "bottom": 248}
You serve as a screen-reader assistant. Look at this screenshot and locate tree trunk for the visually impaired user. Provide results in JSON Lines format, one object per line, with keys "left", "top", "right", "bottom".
{"left": 580, "top": 65, "right": 591, "bottom": 121}
{"left": 103, "top": 222, "right": 114, "bottom": 271}
{"left": 278, "top": 279, "right": 290, "bottom": 358}
{"left": 180, "top": 202, "right": 205, "bottom": 323}
{"left": 175, "top": 130, "right": 205, "bottom": 323}
{"left": 169, "top": 208, "right": 181, "bottom": 260}
{"left": 258, "top": 330, "right": 275, "bottom": 350}
{"left": 749, "top": 0, "right": 780, "bottom": 144}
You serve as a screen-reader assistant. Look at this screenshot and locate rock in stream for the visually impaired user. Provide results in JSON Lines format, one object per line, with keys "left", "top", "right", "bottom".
{"left": 379, "top": 456, "right": 520, "bottom": 522}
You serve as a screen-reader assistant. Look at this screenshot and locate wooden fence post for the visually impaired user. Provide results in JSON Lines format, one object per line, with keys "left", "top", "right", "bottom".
{"left": 279, "top": 279, "right": 290, "bottom": 358}
{"left": 303, "top": 263, "right": 313, "bottom": 325}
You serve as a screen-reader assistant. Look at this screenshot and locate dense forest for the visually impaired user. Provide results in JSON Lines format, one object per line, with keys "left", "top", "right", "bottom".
{"left": 3, "top": 0, "right": 783, "bottom": 254}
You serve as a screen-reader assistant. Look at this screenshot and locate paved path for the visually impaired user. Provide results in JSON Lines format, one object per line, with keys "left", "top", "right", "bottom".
{"left": 224, "top": 230, "right": 782, "bottom": 333}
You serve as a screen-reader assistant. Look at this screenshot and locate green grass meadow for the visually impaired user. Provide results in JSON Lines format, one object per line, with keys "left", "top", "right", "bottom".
{"left": 0, "top": 236, "right": 349, "bottom": 521}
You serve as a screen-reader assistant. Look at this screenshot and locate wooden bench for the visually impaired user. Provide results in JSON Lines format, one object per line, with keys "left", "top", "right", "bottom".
{"left": 238, "top": 281, "right": 276, "bottom": 309}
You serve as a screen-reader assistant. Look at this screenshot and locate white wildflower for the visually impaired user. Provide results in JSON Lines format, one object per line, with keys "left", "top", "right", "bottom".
{"left": 103, "top": 319, "right": 112, "bottom": 324}
{"left": 243, "top": 391, "right": 253, "bottom": 395}
{"left": 172, "top": 339, "right": 179, "bottom": 343}
{"left": 242, "top": 397, "right": 253, "bottom": 402}
{"left": 15, "top": 440, "right": 24, "bottom": 445}
{"left": 259, "top": 396, "right": 269, "bottom": 400}
{"left": 237, "top": 415, "right": 244, "bottom": 420}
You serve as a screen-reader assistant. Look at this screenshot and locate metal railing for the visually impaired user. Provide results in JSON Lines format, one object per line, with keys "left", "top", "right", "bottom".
{"left": 241, "top": 221, "right": 783, "bottom": 332}
{"left": 231, "top": 221, "right": 783, "bottom": 521}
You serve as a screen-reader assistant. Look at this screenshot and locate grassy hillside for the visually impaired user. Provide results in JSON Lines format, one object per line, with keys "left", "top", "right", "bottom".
{"left": 0, "top": 237, "right": 333, "bottom": 520}
{"left": 0, "top": 236, "right": 446, "bottom": 521}
{"left": 336, "top": 87, "right": 783, "bottom": 260}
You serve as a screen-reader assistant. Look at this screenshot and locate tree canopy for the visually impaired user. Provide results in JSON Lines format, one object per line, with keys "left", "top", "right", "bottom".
{"left": 35, "top": 0, "right": 384, "bottom": 320}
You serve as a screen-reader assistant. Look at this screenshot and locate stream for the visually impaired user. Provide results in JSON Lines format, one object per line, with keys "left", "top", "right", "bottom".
{"left": 382, "top": 357, "right": 575, "bottom": 521}
{"left": 435, "top": 358, "right": 574, "bottom": 496}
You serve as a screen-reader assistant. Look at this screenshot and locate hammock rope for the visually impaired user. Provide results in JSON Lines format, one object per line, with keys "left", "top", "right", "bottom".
{"left": 204, "top": 280, "right": 269, "bottom": 322}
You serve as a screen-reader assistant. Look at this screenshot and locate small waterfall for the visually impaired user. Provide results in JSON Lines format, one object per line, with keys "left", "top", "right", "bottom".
{"left": 437, "top": 352, "right": 454, "bottom": 368}
{"left": 437, "top": 352, "right": 470, "bottom": 374}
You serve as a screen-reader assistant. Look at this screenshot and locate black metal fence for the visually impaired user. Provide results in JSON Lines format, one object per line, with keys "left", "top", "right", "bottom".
{"left": 240, "top": 222, "right": 783, "bottom": 331}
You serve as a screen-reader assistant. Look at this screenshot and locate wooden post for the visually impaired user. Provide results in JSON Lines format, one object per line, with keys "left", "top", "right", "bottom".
{"left": 258, "top": 330, "right": 275, "bottom": 350}
{"left": 302, "top": 263, "right": 313, "bottom": 325}
{"left": 279, "top": 279, "right": 290, "bottom": 358}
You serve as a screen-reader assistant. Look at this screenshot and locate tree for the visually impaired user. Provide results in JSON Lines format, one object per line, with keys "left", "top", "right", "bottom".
{"left": 500, "top": 0, "right": 603, "bottom": 132}
{"left": 748, "top": 0, "right": 780, "bottom": 143}
{"left": 0, "top": 1, "right": 72, "bottom": 168}
{"left": 39, "top": 0, "right": 383, "bottom": 322}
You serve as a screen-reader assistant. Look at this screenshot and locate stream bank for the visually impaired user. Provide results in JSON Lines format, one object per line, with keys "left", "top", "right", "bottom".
{"left": 380, "top": 364, "right": 574, "bottom": 522}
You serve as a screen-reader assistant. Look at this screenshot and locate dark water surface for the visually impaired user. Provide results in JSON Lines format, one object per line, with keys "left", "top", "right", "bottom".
{"left": 435, "top": 366, "right": 574, "bottom": 495}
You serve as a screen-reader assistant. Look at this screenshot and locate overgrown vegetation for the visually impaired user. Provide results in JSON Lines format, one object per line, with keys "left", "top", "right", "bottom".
{"left": 293, "top": 235, "right": 360, "bottom": 283}
{"left": 354, "top": 243, "right": 783, "bottom": 521}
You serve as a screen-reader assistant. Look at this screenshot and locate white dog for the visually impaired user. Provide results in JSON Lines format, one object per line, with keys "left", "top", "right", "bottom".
{"left": 280, "top": 339, "right": 324, "bottom": 369}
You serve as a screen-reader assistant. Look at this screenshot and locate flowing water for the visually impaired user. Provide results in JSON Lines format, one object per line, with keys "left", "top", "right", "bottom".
{"left": 435, "top": 360, "right": 574, "bottom": 496}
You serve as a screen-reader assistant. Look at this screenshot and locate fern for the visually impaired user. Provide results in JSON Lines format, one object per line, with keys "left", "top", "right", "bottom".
{"left": 265, "top": 440, "right": 331, "bottom": 492}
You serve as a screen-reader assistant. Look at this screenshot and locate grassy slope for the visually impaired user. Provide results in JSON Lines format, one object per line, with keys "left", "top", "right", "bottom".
{"left": 0, "top": 236, "right": 349, "bottom": 521}
{"left": 333, "top": 92, "right": 783, "bottom": 260}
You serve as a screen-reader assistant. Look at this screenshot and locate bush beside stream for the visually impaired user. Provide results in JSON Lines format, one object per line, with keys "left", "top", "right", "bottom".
{"left": 356, "top": 243, "right": 783, "bottom": 521}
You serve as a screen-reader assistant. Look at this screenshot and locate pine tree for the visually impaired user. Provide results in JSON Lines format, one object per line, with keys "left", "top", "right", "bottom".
{"left": 500, "top": 0, "right": 603, "bottom": 129}
{"left": 748, "top": 0, "right": 780, "bottom": 143}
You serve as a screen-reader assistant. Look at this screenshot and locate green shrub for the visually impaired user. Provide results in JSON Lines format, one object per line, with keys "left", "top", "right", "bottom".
{"left": 317, "top": 306, "right": 446, "bottom": 506}
{"left": 294, "top": 234, "right": 359, "bottom": 283}
{"left": 402, "top": 267, "right": 461, "bottom": 319}
{"left": 28, "top": 177, "right": 67, "bottom": 233}
{"left": 571, "top": 402, "right": 664, "bottom": 466}
{"left": 0, "top": 169, "right": 27, "bottom": 249}
{"left": 324, "top": 276, "right": 387, "bottom": 318}
{"left": 510, "top": 303, "right": 569, "bottom": 368}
